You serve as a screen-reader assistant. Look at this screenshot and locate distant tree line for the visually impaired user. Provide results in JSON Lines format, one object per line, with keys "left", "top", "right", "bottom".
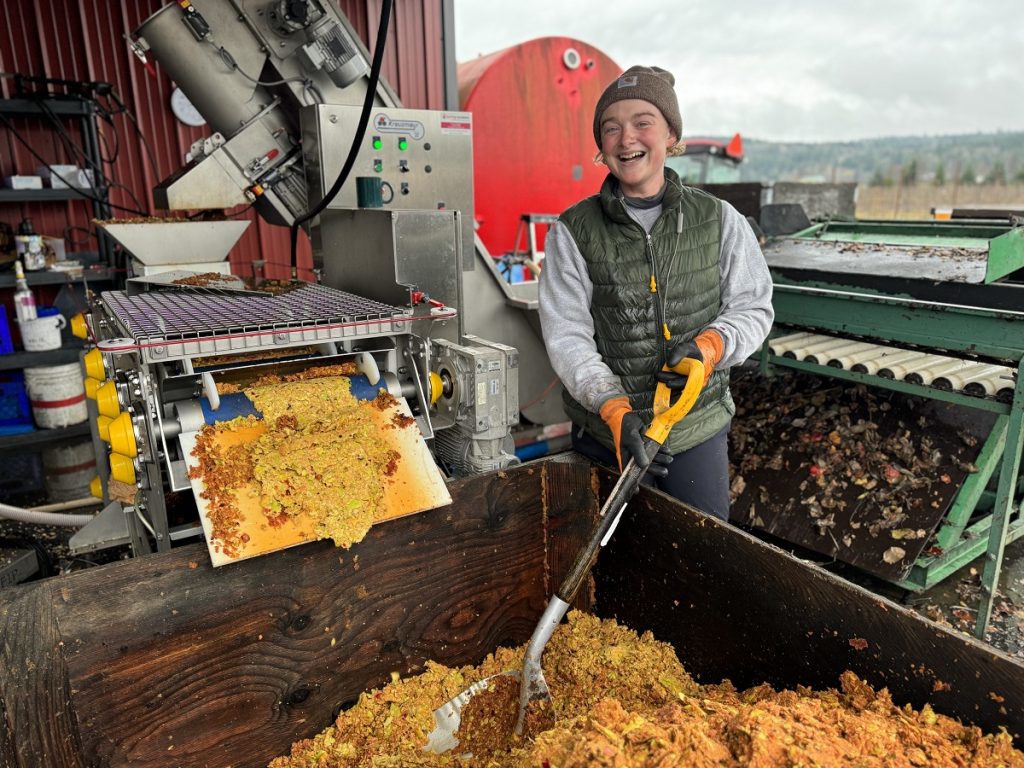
{"left": 868, "top": 158, "right": 1023, "bottom": 187}
{"left": 739, "top": 132, "right": 1024, "bottom": 185}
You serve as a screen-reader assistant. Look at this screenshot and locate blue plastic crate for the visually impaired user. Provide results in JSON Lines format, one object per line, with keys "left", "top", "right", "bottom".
{"left": 0, "top": 305, "right": 13, "bottom": 355}
{"left": 0, "top": 450, "right": 43, "bottom": 500}
{"left": 0, "top": 372, "right": 34, "bottom": 435}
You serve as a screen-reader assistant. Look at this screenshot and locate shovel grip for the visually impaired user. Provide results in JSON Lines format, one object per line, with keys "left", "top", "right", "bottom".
{"left": 646, "top": 358, "right": 704, "bottom": 445}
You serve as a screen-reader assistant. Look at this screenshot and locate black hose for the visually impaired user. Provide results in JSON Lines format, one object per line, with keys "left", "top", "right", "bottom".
{"left": 287, "top": 0, "right": 394, "bottom": 276}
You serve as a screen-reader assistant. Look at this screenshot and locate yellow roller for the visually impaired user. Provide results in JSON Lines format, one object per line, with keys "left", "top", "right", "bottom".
{"left": 71, "top": 313, "right": 90, "bottom": 340}
{"left": 89, "top": 476, "right": 103, "bottom": 499}
{"left": 96, "top": 414, "right": 113, "bottom": 443}
{"left": 429, "top": 371, "right": 443, "bottom": 406}
{"left": 109, "top": 412, "right": 138, "bottom": 458}
{"left": 83, "top": 348, "right": 105, "bottom": 381}
{"left": 108, "top": 453, "right": 137, "bottom": 485}
{"left": 84, "top": 377, "right": 101, "bottom": 400}
{"left": 96, "top": 380, "right": 121, "bottom": 419}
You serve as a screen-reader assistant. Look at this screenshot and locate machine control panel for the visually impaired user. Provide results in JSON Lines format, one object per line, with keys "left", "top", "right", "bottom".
{"left": 302, "top": 105, "right": 475, "bottom": 271}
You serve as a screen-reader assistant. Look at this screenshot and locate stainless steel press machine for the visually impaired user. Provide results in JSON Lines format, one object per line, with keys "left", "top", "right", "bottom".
{"left": 73, "top": 0, "right": 520, "bottom": 557}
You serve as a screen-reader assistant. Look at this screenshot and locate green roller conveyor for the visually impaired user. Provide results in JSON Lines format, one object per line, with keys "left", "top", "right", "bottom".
{"left": 757, "top": 217, "right": 1024, "bottom": 639}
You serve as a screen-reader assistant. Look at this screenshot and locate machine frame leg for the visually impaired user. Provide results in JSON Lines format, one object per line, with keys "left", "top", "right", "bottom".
{"left": 975, "top": 358, "right": 1024, "bottom": 638}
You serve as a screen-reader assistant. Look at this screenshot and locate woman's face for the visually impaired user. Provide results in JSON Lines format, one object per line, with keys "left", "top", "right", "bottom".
{"left": 599, "top": 99, "right": 677, "bottom": 198}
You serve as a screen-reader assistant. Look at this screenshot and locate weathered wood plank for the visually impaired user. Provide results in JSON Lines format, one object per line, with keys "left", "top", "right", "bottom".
{"left": 0, "top": 698, "right": 13, "bottom": 768}
{"left": 44, "top": 467, "right": 550, "bottom": 768}
{"left": 0, "top": 582, "right": 85, "bottom": 768}
{"left": 597, "top": 476, "right": 1024, "bottom": 744}
{"left": 541, "top": 453, "right": 599, "bottom": 611}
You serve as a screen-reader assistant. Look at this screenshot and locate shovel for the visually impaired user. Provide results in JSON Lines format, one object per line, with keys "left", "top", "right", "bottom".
{"left": 424, "top": 357, "right": 706, "bottom": 753}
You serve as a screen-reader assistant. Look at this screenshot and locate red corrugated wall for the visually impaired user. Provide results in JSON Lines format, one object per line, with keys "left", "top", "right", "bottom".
{"left": 0, "top": 0, "right": 445, "bottom": 281}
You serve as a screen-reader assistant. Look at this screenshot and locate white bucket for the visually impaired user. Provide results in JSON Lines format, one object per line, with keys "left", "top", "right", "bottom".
{"left": 42, "top": 439, "right": 97, "bottom": 501}
{"left": 19, "top": 314, "right": 66, "bottom": 351}
{"left": 24, "top": 363, "right": 88, "bottom": 428}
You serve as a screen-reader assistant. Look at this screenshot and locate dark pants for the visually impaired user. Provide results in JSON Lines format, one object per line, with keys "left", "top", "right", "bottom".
{"left": 572, "top": 423, "right": 732, "bottom": 522}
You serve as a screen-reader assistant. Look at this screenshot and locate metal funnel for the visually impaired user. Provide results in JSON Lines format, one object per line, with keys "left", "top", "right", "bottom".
{"left": 97, "top": 220, "right": 250, "bottom": 266}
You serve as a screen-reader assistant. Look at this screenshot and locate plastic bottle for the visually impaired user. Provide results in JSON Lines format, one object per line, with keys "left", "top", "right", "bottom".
{"left": 13, "top": 260, "right": 38, "bottom": 321}
{"left": 15, "top": 218, "right": 45, "bottom": 270}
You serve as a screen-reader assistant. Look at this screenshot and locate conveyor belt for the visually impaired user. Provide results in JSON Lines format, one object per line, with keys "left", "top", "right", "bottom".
{"left": 180, "top": 373, "right": 451, "bottom": 567}
{"left": 729, "top": 371, "right": 976, "bottom": 580}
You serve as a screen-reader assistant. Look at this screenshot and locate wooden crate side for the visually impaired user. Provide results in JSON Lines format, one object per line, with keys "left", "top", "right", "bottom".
{"left": 4, "top": 467, "right": 547, "bottom": 768}
{"left": 596, "top": 481, "right": 1024, "bottom": 743}
{"left": 0, "top": 582, "right": 85, "bottom": 768}
{"left": 541, "top": 453, "right": 600, "bottom": 611}
{"left": 0, "top": 698, "right": 13, "bottom": 768}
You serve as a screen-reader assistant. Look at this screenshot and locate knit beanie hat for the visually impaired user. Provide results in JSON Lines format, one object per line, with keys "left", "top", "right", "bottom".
{"left": 593, "top": 65, "right": 682, "bottom": 148}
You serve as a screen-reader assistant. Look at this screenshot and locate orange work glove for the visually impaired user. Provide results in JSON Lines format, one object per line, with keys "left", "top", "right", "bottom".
{"left": 599, "top": 396, "right": 673, "bottom": 475}
{"left": 692, "top": 329, "right": 724, "bottom": 379}
{"left": 600, "top": 396, "right": 648, "bottom": 472}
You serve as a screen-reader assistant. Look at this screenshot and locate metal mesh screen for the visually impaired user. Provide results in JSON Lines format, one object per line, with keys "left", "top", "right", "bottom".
{"left": 102, "top": 284, "right": 402, "bottom": 342}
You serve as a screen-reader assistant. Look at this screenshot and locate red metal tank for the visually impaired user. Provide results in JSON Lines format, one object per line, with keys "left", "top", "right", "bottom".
{"left": 458, "top": 37, "right": 621, "bottom": 258}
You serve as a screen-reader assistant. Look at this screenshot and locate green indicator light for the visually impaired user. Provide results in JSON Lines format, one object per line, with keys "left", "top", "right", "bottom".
{"left": 398, "top": 137, "right": 408, "bottom": 151}
{"left": 372, "top": 137, "right": 382, "bottom": 150}
{"left": 373, "top": 160, "right": 383, "bottom": 172}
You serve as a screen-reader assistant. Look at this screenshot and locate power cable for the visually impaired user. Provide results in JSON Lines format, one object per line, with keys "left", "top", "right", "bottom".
{"left": 0, "top": 536, "right": 54, "bottom": 578}
{"left": 0, "top": 112, "right": 148, "bottom": 217}
{"left": 106, "top": 89, "right": 161, "bottom": 188}
{"left": 34, "top": 97, "right": 111, "bottom": 182}
{"left": 97, "top": 122, "right": 118, "bottom": 165}
{"left": 32, "top": 95, "right": 150, "bottom": 215}
{"left": 1, "top": 75, "right": 158, "bottom": 185}
{"left": 63, "top": 225, "right": 93, "bottom": 247}
{"left": 288, "top": 0, "right": 394, "bottom": 275}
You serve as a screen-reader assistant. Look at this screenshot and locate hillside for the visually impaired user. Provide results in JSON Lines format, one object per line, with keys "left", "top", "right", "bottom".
{"left": 732, "top": 132, "right": 1024, "bottom": 185}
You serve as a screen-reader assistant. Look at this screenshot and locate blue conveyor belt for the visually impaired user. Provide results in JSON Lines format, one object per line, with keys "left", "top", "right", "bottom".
{"left": 199, "top": 374, "right": 384, "bottom": 425}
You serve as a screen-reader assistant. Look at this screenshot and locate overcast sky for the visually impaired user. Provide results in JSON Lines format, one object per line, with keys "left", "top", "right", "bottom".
{"left": 454, "top": 1, "right": 1023, "bottom": 143}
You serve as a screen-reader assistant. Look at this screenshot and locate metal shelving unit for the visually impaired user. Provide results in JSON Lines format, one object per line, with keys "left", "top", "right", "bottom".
{"left": 0, "top": 423, "right": 91, "bottom": 452}
{"left": 0, "top": 96, "right": 113, "bottom": 456}
{"left": 0, "top": 187, "right": 109, "bottom": 203}
{"left": 0, "top": 264, "right": 115, "bottom": 289}
{"left": 0, "top": 96, "right": 115, "bottom": 265}
{"left": 0, "top": 346, "right": 84, "bottom": 371}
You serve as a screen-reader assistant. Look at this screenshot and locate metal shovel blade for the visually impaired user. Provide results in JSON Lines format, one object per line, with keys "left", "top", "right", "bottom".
{"left": 423, "top": 596, "right": 568, "bottom": 754}
{"left": 423, "top": 671, "right": 520, "bottom": 754}
{"left": 513, "top": 596, "right": 567, "bottom": 735}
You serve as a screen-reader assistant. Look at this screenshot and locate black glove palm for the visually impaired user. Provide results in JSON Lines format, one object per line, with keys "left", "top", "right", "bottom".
{"left": 654, "top": 339, "right": 702, "bottom": 391}
{"left": 617, "top": 412, "right": 672, "bottom": 479}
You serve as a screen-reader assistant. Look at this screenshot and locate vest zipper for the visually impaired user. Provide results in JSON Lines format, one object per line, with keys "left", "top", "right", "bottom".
{"left": 645, "top": 232, "right": 669, "bottom": 361}
{"left": 617, "top": 196, "right": 670, "bottom": 362}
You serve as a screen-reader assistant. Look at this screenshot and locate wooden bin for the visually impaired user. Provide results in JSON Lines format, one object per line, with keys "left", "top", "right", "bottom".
{"left": 1, "top": 453, "right": 1022, "bottom": 767}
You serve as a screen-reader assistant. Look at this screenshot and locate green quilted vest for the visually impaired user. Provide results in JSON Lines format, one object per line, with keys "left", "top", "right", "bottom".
{"left": 560, "top": 169, "right": 734, "bottom": 455}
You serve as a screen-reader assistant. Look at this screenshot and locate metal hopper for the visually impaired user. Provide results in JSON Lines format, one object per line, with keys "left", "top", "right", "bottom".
{"left": 96, "top": 219, "right": 250, "bottom": 267}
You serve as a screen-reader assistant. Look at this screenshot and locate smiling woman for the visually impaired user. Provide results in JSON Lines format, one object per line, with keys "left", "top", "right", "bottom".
{"left": 593, "top": 65, "right": 685, "bottom": 194}
{"left": 537, "top": 63, "right": 775, "bottom": 524}
{"left": 598, "top": 98, "right": 677, "bottom": 197}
